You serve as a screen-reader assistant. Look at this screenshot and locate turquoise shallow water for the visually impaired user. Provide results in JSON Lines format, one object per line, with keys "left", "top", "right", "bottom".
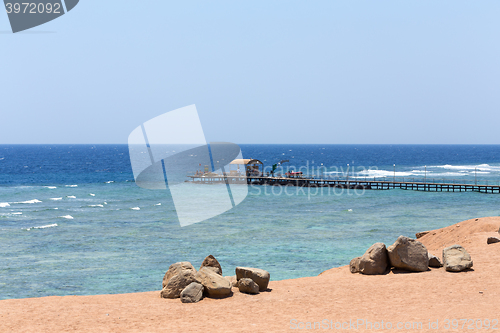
{"left": 1, "top": 144, "right": 500, "bottom": 299}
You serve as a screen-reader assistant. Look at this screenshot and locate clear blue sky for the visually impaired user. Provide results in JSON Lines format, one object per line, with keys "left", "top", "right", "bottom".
{"left": 2, "top": 1, "right": 500, "bottom": 144}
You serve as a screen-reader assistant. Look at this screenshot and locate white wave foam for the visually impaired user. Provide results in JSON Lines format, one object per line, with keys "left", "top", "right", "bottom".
{"left": 88, "top": 204, "right": 104, "bottom": 208}
{"left": 104, "top": 202, "right": 108, "bottom": 205}
{"left": 50, "top": 198, "right": 62, "bottom": 201}
{"left": 105, "top": 181, "right": 114, "bottom": 184}
{"left": 433, "top": 164, "right": 500, "bottom": 172}
{"left": 155, "top": 203, "right": 161, "bottom": 206}
{"left": 15, "top": 199, "right": 42, "bottom": 204}
{"left": 59, "top": 215, "right": 74, "bottom": 219}
{"left": 347, "top": 209, "right": 353, "bottom": 212}
{"left": 0, "top": 203, "right": 10, "bottom": 208}
{"left": 66, "top": 196, "right": 76, "bottom": 199}
{"left": 66, "top": 185, "right": 78, "bottom": 187}
{"left": 89, "top": 193, "right": 96, "bottom": 196}
{"left": 356, "top": 170, "right": 413, "bottom": 178}
{"left": 45, "top": 186, "right": 57, "bottom": 189}
{"left": 26, "top": 223, "right": 58, "bottom": 231}
{"left": 130, "top": 207, "right": 140, "bottom": 210}
{"left": 12, "top": 212, "right": 22, "bottom": 215}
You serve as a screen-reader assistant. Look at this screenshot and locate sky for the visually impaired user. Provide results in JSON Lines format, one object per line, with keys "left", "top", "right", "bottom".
{"left": 1, "top": 1, "right": 500, "bottom": 144}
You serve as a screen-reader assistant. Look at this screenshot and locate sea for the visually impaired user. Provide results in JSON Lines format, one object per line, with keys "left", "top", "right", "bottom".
{"left": 1, "top": 144, "right": 500, "bottom": 300}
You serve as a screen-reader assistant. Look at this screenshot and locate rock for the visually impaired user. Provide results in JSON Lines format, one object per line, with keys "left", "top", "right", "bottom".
{"left": 349, "top": 257, "right": 361, "bottom": 273}
{"left": 180, "top": 282, "right": 204, "bottom": 303}
{"left": 196, "top": 267, "right": 232, "bottom": 297}
{"left": 387, "top": 236, "right": 429, "bottom": 272}
{"left": 224, "top": 275, "right": 238, "bottom": 287}
{"left": 200, "top": 255, "right": 223, "bottom": 276}
{"left": 487, "top": 237, "right": 500, "bottom": 244}
{"left": 161, "top": 270, "right": 199, "bottom": 299}
{"left": 443, "top": 244, "right": 473, "bottom": 272}
{"left": 498, "top": 227, "right": 500, "bottom": 234}
{"left": 236, "top": 267, "right": 270, "bottom": 291}
{"left": 238, "top": 278, "right": 259, "bottom": 294}
{"left": 350, "top": 243, "right": 388, "bottom": 275}
{"left": 203, "top": 266, "right": 222, "bottom": 275}
{"left": 415, "top": 231, "right": 429, "bottom": 239}
{"left": 162, "top": 262, "right": 196, "bottom": 288}
{"left": 428, "top": 254, "right": 443, "bottom": 268}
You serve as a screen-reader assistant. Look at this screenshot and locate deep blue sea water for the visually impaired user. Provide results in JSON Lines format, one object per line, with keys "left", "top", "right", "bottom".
{"left": 1, "top": 144, "right": 500, "bottom": 300}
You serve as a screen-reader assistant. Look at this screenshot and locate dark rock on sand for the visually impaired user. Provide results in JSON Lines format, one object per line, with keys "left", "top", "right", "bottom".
{"left": 200, "top": 255, "right": 223, "bottom": 276}
{"left": 161, "top": 270, "right": 199, "bottom": 299}
{"left": 162, "top": 262, "right": 197, "bottom": 288}
{"left": 180, "top": 282, "right": 204, "bottom": 303}
{"left": 387, "top": 236, "right": 429, "bottom": 272}
{"left": 236, "top": 267, "right": 270, "bottom": 291}
{"left": 443, "top": 244, "right": 473, "bottom": 272}
{"left": 415, "top": 231, "right": 429, "bottom": 239}
{"left": 428, "top": 254, "right": 443, "bottom": 268}
{"left": 196, "top": 267, "right": 232, "bottom": 297}
{"left": 350, "top": 257, "right": 361, "bottom": 273}
{"left": 238, "top": 278, "right": 260, "bottom": 294}
{"left": 487, "top": 237, "right": 500, "bottom": 245}
{"left": 350, "top": 243, "right": 388, "bottom": 275}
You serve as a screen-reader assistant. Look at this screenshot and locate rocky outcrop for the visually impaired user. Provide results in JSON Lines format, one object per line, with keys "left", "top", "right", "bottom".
{"left": 200, "top": 255, "right": 223, "bottom": 276}
{"left": 349, "top": 243, "right": 388, "bottom": 275}
{"left": 236, "top": 267, "right": 270, "bottom": 291}
{"left": 162, "top": 262, "right": 197, "bottom": 288}
{"left": 428, "top": 254, "right": 443, "bottom": 268}
{"left": 161, "top": 270, "right": 199, "bottom": 299}
{"left": 487, "top": 237, "right": 500, "bottom": 244}
{"left": 443, "top": 245, "right": 473, "bottom": 272}
{"left": 196, "top": 267, "right": 232, "bottom": 297}
{"left": 387, "top": 236, "right": 428, "bottom": 272}
{"left": 180, "top": 282, "right": 204, "bottom": 303}
{"left": 238, "top": 278, "right": 260, "bottom": 294}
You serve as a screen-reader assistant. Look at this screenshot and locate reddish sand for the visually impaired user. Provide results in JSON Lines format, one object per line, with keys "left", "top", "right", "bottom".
{"left": 1, "top": 217, "right": 499, "bottom": 332}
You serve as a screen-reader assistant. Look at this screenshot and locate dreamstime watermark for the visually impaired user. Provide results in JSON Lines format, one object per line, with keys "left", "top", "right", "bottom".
{"left": 289, "top": 318, "right": 499, "bottom": 330}
{"left": 4, "top": 0, "right": 79, "bottom": 33}
{"left": 128, "top": 105, "right": 248, "bottom": 227}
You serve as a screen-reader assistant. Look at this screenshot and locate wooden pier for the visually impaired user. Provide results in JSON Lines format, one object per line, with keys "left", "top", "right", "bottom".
{"left": 187, "top": 175, "right": 500, "bottom": 194}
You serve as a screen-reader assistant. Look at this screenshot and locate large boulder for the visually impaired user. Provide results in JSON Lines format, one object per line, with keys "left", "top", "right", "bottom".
{"left": 180, "top": 282, "right": 204, "bottom": 303}
{"left": 235, "top": 267, "right": 270, "bottom": 291}
{"left": 238, "top": 278, "right": 259, "bottom": 294}
{"left": 196, "top": 267, "right": 232, "bottom": 297}
{"left": 162, "top": 262, "right": 196, "bottom": 288}
{"left": 387, "top": 236, "right": 429, "bottom": 272}
{"left": 350, "top": 243, "right": 388, "bottom": 275}
{"left": 200, "top": 255, "right": 223, "bottom": 276}
{"left": 161, "top": 270, "right": 199, "bottom": 299}
{"left": 443, "top": 245, "right": 473, "bottom": 272}
{"left": 487, "top": 237, "right": 500, "bottom": 244}
{"left": 428, "top": 254, "right": 443, "bottom": 268}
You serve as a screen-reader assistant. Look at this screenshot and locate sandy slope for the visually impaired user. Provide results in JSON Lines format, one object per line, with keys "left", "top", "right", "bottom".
{"left": 1, "top": 217, "right": 499, "bottom": 333}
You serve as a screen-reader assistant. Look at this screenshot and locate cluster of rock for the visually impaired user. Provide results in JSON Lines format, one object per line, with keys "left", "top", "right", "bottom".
{"left": 350, "top": 235, "right": 473, "bottom": 275}
{"left": 160, "top": 255, "right": 270, "bottom": 303}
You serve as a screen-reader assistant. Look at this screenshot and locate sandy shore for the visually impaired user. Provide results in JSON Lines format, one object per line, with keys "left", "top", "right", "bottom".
{"left": 1, "top": 217, "right": 499, "bottom": 332}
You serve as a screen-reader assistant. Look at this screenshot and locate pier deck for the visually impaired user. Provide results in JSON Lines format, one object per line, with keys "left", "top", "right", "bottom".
{"left": 187, "top": 175, "right": 500, "bottom": 193}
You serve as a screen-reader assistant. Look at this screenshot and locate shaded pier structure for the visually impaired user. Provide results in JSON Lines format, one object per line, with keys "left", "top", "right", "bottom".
{"left": 187, "top": 175, "right": 500, "bottom": 194}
